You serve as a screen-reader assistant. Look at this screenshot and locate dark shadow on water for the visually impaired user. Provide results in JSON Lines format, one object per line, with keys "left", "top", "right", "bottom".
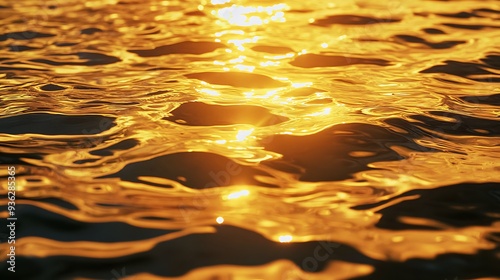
{"left": 0, "top": 113, "right": 115, "bottom": 135}
{"left": 80, "top": 28, "right": 102, "bottom": 35}
{"left": 102, "top": 152, "right": 276, "bottom": 189}
{"left": 311, "top": 15, "right": 400, "bottom": 27}
{"left": 31, "top": 52, "right": 121, "bottom": 66}
{"left": 89, "top": 138, "right": 139, "bottom": 157}
{"left": 353, "top": 182, "right": 500, "bottom": 230}
{"left": 421, "top": 28, "right": 447, "bottom": 34}
{"left": 251, "top": 45, "right": 295, "bottom": 54}
{"left": 386, "top": 111, "right": 500, "bottom": 137}
{"left": 2, "top": 200, "right": 499, "bottom": 280}
{"left": 460, "top": 93, "right": 500, "bottom": 106}
{"left": 163, "top": 102, "right": 288, "bottom": 126}
{"left": 40, "top": 84, "right": 66, "bottom": 91}
{"left": 290, "top": 54, "right": 390, "bottom": 68}
{"left": 420, "top": 55, "right": 500, "bottom": 82}
{"left": 0, "top": 31, "right": 54, "bottom": 41}
{"left": 261, "top": 123, "right": 432, "bottom": 182}
{"left": 8, "top": 45, "right": 39, "bottom": 52}
{"left": 442, "top": 23, "right": 500, "bottom": 30}
{"left": 393, "top": 34, "right": 465, "bottom": 49}
{"left": 128, "top": 41, "right": 226, "bottom": 57}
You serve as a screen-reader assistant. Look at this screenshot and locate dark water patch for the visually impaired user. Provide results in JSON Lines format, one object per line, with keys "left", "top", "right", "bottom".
{"left": 460, "top": 94, "right": 500, "bottom": 106}
{"left": 185, "top": 72, "right": 287, "bottom": 88}
{"left": 144, "top": 89, "right": 174, "bottom": 96}
{"left": 90, "top": 139, "right": 139, "bottom": 156}
{"left": 0, "top": 31, "right": 55, "bottom": 41}
{"left": 35, "top": 198, "right": 78, "bottom": 210}
{"left": 0, "top": 152, "right": 43, "bottom": 165}
{"left": 412, "top": 111, "right": 500, "bottom": 136}
{"left": 353, "top": 182, "right": 500, "bottom": 229}
{"left": 2, "top": 226, "right": 368, "bottom": 279}
{"left": 103, "top": 152, "right": 275, "bottom": 189}
{"left": 0, "top": 65, "right": 50, "bottom": 72}
{"left": 185, "top": 10, "right": 205, "bottom": 16}
{"left": 251, "top": 45, "right": 294, "bottom": 54}
{"left": 386, "top": 112, "right": 500, "bottom": 137}
{"left": 74, "top": 158, "right": 99, "bottom": 164}
{"left": 164, "top": 102, "right": 288, "bottom": 126}
{"left": 312, "top": 15, "right": 400, "bottom": 27}
{"left": 437, "top": 11, "right": 483, "bottom": 18}
{"left": 6, "top": 204, "right": 172, "bottom": 242}
{"left": 354, "top": 250, "right": 500, "bottom": 280}
{"left": 289, "top": 9, "right": 314, "bottom": 13}
{"left": 55, "top": 42, "right": 79, "bottom": 47}
{"left": 80, "top": 100, "right": 140, "bottom": 109}
{"left": 7, "top": 224, "right": 498, "bottom": 280}
{"left": 129, "top": 41, "right": 226, "bottom": 57}
{"left": 480, "top": 54, "right": 500, "bottom": 69}
{"left": 473, "top": 8, "right": 500, "bottom": 16}
{"left": 8, "top": 45, "right": 39, "bottom": 52}
{"left": 76, "top": 52, "right": 120, "bottom": 65}
{"left": 40, "top": 84, "right": 66, "bottom": 91}
{"left": 290, "top": 54, "right": 390, "bottom": 68}
{"left": 261, "top": 123, "right": 426, "bottom": 182}
{"left": 434, "top": 8, "right": 500, "bottom": 20}
{"left": 31, "top": 52, "right": 121, "bottom": 66}
{"left": 81, "top": 28, "right": 102, "bottom": 35}
{"left": 393, "top": 35, "right": 464, "bottom": 49}
{"left": 0, "top": 113, "right": 115, "bottom": 135}
{"left": 442, "top": 23, "right": 500, "bottom": 30}
{"left": 422, "top": 28, "right": 446, "bottom": 34}
{"left": 355, "top": 38, "right": 380, "bottom": 43}
{"left": 420, "top": 60, "right": 498, "bottom": 81}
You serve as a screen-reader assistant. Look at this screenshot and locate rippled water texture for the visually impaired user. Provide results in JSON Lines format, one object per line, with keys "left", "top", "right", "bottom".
{"left": 1, "top": 0, "right": 500, "bottom": 279}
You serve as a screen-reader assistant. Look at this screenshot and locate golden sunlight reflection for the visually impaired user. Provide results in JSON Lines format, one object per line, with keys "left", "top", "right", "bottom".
{"left": 228, "top": 55, "right": 246, "bottom": 64}
{"left": 233, "top": 64, "right": 255, "bottom": 72}
{"left": 226, "top": 189, "right": 250, "bottom": 200}
{"left": 291, "top": 82, "right": 313, "bottom": 88}
{"left": 211, "top": 0, "right": 231, "bottom": 5}
{"left": 227, "top": 37, "right": 259, "bottom": 51}
{"left": 214, "top": 139, "right": 227, "bottom": 144}
{"left": 267, "top": 53, "right": 295, "bottom": 60}
{"left": 2, "top": 0, "right": 500, "bottom": 278}
{"left": 260, "top": 60, "right": 280, "bottom": 67}
{"left": 235, "top": 128, "right": 254, "bottom": 141}
{"left": 216, "top": 216, "right": 224, "bottom": 224}
{"left": 278, "top": 235, "right": 293, "bottom": 243}
{"left": 197, "top": 88, "right": 221, "bottom": 96}
{"left": 307, "top": 107, "right": 332, "bottom": 117}
{"left": 212, "top": 3, "right": 289, "bottom": 26}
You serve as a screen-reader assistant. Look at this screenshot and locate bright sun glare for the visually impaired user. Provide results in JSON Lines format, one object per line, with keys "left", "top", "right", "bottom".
{"left": 212, "top": 3, "right": 289, "bottom": 26}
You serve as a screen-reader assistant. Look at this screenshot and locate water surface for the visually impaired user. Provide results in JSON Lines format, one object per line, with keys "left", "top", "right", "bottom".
{"left": 0, "top": 0, "right": 499, "bottom": 279}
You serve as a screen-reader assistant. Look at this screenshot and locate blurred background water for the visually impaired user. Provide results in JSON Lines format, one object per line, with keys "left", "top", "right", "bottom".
{"left": 0, "top": 0, "right": 499, "bottom": 279}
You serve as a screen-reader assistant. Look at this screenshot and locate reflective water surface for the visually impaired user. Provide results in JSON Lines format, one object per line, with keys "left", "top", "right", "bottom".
{"left": 0, "top": 0, "right": 499, "bottom": 279}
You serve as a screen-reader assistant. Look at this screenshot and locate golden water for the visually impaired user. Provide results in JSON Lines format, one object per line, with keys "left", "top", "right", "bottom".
{"left": 0, "top": 0, "right": 499, "bottom": 279}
